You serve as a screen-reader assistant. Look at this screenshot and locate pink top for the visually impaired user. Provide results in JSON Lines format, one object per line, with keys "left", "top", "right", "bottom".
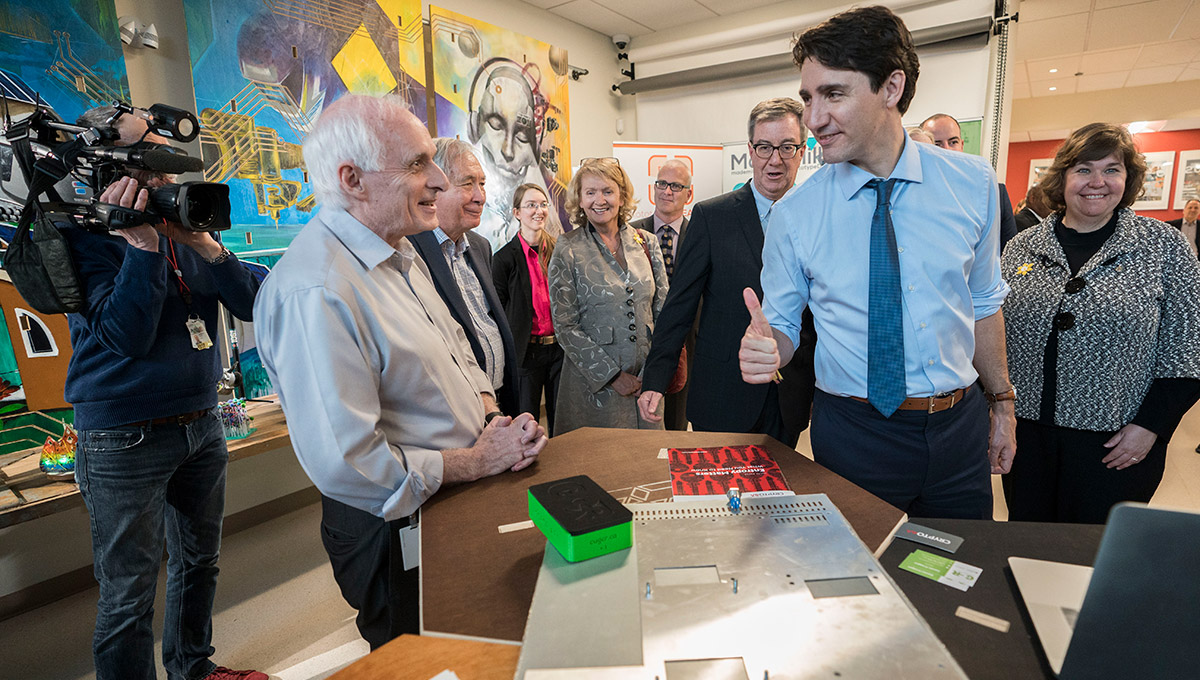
{"left": 519, "top": 233, "right": 555, "bottom": 336}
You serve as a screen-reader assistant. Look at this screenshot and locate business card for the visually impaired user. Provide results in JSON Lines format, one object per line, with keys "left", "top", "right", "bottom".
{"left": 894, "top": 521, "right": 964, "bottom": 553}
{"left": 899, "top": 549, "right": 982, "bottom": 592}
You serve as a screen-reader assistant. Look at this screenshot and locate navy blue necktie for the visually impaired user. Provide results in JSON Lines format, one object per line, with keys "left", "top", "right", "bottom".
{"left": 866, "top": 178, "right": 906, "bottom": 417}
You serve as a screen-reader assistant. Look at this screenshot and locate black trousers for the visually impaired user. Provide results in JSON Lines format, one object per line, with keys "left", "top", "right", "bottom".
{"left": 1002, "top": 418, "right": 1167, "bottom": 524}
{"left": 518, "top": 342, "right": 563, "bottom": 436}
{"left": 319, "top": 495, "right": 419, "bottom": 650}
{"left": 809, "top": 388, "right": 993, "bottom": 519}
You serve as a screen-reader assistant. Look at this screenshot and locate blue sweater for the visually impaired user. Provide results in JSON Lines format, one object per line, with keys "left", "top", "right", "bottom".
{"left": 63, "top": 227, "right": 260, "bottom": 430}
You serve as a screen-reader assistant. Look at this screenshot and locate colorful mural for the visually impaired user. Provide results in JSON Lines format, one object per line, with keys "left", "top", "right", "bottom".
{"left": 183, "top": 0, "right": 428, "bottom": 252}
{"left": 429, "top": 6, "right": 571, "bottom": 250}
{"left": 0, "top": 1, "right": 129, "bottom": 121}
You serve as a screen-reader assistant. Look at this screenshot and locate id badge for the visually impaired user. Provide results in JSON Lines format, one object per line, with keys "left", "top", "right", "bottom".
{"left": 399, "top": 522, "right": 420, "bottom": 571}
{"left": 186, "top": 316, "right": 213, "bottom": 350}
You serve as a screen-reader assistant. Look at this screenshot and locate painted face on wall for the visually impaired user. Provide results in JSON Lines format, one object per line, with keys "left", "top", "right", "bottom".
{"left": 475, "top": 72, "right": 538, "bottom": 181}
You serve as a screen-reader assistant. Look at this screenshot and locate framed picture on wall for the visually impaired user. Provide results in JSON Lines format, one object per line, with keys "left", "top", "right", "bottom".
{"left": 1134, "top": 151, "right": 1174, "bottom": 210}
{"left": 1173, "top": 150, "right": 1200, "bottom": 209}
{"left": 1028, "top": 158, "right": 1054, "bottom": 189}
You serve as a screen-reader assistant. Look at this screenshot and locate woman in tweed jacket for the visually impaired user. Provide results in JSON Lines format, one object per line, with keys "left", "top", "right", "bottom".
{"left": 1001, "top": 123, "right": 1200, "bottom": 523}
{"left": 548, "top": 158, "right": 669, "bottom": 434}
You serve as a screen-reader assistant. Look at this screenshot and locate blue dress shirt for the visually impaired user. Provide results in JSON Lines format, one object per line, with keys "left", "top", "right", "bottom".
{"left": 762, "top": 137, "right": 1009, "bottom": 399}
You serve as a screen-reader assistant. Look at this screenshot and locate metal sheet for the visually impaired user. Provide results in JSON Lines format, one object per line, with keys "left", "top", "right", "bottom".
{"left": 517, "top": 494, "right": 966, "bottom": 679}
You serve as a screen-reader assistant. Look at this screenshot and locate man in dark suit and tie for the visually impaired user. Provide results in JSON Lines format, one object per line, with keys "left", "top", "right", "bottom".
{"left": 638, "top": 98, "right": 816, "bottom": 446}
{"left": 1167, "top": 198, "right": 1200, "bottom": 259}
{"left": 631, "top": 159, "right": 693, "bottom": 430}
{"left": 411, "top": 138, "right": 520, "bottom": 416}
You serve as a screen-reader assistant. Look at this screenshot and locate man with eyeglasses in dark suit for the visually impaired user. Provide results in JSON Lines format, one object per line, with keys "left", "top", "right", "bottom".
{"left": 631, "top": 159, "right": 694, "bottom": 431}
{"left": 639, "top": 98, "right": 816, "bottom": 446}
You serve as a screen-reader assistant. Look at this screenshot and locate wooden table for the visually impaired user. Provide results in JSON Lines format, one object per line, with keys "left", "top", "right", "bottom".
{"left": 329, "top": 635, "right": 520, "bottom": 680}
{"left": 420, "top": 427, "right": 905, "bottom": 642}
{"left": 0, "top": 398, "right": 290, "bottom": 528}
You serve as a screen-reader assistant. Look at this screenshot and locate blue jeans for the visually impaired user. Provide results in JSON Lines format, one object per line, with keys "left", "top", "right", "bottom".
{"left": 76, "top": 410, "right": 226, "bottom": 680}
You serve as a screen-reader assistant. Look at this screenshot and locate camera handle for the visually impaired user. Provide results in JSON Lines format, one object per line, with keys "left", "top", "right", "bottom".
{"left": 93, "top": 202, "right": 154, "bottom": 230}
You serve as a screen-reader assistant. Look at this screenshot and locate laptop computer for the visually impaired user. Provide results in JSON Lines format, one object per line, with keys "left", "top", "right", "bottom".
{"left": 1008, "top": 503, "right": 1200, "bottom": 679}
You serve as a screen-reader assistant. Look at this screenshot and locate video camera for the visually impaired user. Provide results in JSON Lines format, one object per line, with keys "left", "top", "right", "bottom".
{"left": 0, "top": 101, "right": 230, "bottom": 233}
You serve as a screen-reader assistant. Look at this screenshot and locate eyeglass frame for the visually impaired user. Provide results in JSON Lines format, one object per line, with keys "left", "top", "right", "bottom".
{"left": 653, "top": 179, "right": 691, "bottom": 193}
{"left": 519, "top": 201, "right": 551, "bottom": 210}
{"left": 750, "top": 142, "right": 801, "bottom": 160}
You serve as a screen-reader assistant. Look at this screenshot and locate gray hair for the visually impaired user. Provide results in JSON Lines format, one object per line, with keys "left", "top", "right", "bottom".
{"left": 76, "top": 105, "right": 123, "bottom": 142}
{"left": 747, "top": 97, "right": 805, "bottom": 140}
{"left": 432, "top": 137, "right": 482, "bottom": 181}
{"left": 657, "top": 158, "right": 692, "bottom": 183}
{"left": 303, "top": 94, "right": 413, "bottom": 210}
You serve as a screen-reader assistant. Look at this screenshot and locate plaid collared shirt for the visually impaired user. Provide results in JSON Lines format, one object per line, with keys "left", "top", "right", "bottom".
{"left": 437, "top": 232, "right": 505, "bottom": 390}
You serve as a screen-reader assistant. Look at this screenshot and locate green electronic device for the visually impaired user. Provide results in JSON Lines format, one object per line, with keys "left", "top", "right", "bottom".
{"left": 528, "top": 475, "right": 632, "bottom": 562}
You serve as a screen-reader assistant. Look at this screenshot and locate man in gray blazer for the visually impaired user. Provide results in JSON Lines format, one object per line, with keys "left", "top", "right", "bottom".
{"left": 631, "top": 159, "right": 693, "bottom": 430}
{"left": 411, "top": 138, "right": 520, "bottom": 415}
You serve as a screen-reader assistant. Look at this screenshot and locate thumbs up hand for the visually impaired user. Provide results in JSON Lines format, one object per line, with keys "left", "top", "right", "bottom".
{"left": 739, "top": 288, "right": 781, "bottom": 384}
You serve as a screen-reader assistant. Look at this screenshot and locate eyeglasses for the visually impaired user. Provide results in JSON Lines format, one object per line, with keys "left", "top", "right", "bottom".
{"left": 752, "top": 143, "right": 801, "bottom": 159}
{"left": 521, "top": 201, "right": 550, "bottom": 210}
{"left": 579, "top": 157, "right": 620, "bottom": 167}
{"left": 654, "top": 180, "right": 690, "bottom": 192}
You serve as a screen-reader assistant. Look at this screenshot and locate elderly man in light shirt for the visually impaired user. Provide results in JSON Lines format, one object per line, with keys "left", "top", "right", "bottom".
{"left": 254, "top": 94, "right": 546, "bottom": 650}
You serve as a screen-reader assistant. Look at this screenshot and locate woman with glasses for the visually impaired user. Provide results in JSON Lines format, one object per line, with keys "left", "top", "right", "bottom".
{"left": 493, "top": 184, "right": 564, "bottom": 435}
{"left": 1001, "top": 123, "right": 1200, "bottom": 523}
{"left": 548, "top": 158, "right": 669, "bottom": 434}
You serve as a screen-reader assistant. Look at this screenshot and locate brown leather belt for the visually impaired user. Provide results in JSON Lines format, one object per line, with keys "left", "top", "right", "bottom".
{"left": 530, "top": 334, "right": 556, "bottom": 345}
{"left": 130, "top": 408, "right": 210, "bottom": 428}
{"left": 850, "top": 386, "right": 971, "bottom": 414}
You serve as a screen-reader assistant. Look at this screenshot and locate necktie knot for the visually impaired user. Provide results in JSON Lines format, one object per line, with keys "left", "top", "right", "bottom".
{"left": 867, "top": 178, "right": 896, "bottom": 208}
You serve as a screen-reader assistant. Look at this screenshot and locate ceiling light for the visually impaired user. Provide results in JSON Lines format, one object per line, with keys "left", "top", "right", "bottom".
{"left": 1049, "top": 86, "right": 1057, "bottom": 91}
{"left": 1126, "top": 120, "right": 1167, "bottom": 134}
{"left": 1049, "top": 68, "right": 1058, "bottom": 73}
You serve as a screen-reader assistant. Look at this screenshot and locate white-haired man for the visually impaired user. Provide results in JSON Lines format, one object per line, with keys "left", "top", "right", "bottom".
{"left": 254, "top": 95, "right": 547, "bottom": 649}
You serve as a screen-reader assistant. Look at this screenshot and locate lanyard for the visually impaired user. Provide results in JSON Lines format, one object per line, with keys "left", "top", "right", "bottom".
{"left": 164, "top": 239, "right": 193, "bottom": 308}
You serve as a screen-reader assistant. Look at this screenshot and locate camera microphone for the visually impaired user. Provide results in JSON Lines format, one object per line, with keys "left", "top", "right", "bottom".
{"left": 87, "top": 146, "right": 204, "bottom": 174}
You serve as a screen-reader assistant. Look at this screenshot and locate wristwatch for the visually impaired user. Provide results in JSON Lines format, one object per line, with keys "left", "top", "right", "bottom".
{"left": 484, "top": 410, "right": 505, "bottom": 425}
{"left": 985, "top": 387, "right": 1017, "bottom": 404}
{"left": 203, "top": 246, "right": 233, "bottom": 265}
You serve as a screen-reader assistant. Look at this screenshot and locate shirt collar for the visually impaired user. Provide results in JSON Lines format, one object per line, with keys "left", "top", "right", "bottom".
{"left": 321, "top": 206, "right": 402, "bottom": 271}
{"left": 434, "top": 227, "right": 469, "bottom": 257}
{"left": 653, "top": 213, "right": 685, "bottom": 233}
{"left": 832, "top": 133, "right": 924, "bottom": 201}
{"left": 749, "top": 181, "right": 776, "bottom": 224}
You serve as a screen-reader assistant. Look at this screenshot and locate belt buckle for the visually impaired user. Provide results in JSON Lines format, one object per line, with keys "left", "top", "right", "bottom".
{"left": 926, "top": 396, "right": 937, "bottom": 414}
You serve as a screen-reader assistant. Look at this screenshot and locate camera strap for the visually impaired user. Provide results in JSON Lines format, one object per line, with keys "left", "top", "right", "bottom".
{"left": 2, "top": 120, "right": 85, "bottom": 314}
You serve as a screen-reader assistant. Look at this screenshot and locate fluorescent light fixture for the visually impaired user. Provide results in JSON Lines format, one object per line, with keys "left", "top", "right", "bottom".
{"left": 1049, "top": 86, "right": 1057, "bottom": 91}
{"left": 1125, "top": 120, "right": 1167, "bottom": 134}
{"left": 1049, "top": 68, "right": 1058, "bottom": 73}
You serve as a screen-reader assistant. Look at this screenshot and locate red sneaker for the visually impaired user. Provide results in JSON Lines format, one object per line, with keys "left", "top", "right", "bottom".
{"left": 203, "top": 668, "right": 269, "bottom": 680}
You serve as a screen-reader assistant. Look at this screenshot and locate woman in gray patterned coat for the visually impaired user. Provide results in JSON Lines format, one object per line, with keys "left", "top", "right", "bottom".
{"left": 1001, "top": 123, "right": 1200, "bottom": 523}
{"left": 548, "top": 158, "right": 669, "bottom": 434}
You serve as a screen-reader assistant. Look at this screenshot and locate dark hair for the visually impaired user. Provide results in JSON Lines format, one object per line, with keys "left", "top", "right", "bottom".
{"left": 1038, "top": 123, "right": 1148, "bottom": 213}
{"left": 792, "top": 5, "right": 920, "bottom": 115}
{"left": 1023, "top": 184, "right": 1053, "bottom": 217}
{"left": 511, "top": 183, "right": 556, "bottom": 273}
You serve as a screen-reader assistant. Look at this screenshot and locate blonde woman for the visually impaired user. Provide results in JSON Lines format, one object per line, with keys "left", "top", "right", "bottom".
{"left": 548, "top": 158, "right": 669, "bottom": 433}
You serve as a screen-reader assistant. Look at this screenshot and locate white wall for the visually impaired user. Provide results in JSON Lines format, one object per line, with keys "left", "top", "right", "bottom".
{"left": 629, "top": 0, "right": 997, "bottom": 158}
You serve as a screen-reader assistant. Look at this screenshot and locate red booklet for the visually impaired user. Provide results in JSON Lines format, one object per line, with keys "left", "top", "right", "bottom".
{"left": 667, "top": 445, "right": 792, "bottom": 501}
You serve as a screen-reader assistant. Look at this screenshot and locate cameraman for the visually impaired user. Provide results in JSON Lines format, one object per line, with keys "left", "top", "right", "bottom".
{"left": 65, "top": 106, "right": 264, "bottom": 680}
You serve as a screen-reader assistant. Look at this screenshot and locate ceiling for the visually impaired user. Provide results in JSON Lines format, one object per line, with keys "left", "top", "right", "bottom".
{"left": 1012, "top": 0, "right": 1200, "bottom": 99}
{"left": 516, "top": 0, "right": 785, "bottom": 37}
